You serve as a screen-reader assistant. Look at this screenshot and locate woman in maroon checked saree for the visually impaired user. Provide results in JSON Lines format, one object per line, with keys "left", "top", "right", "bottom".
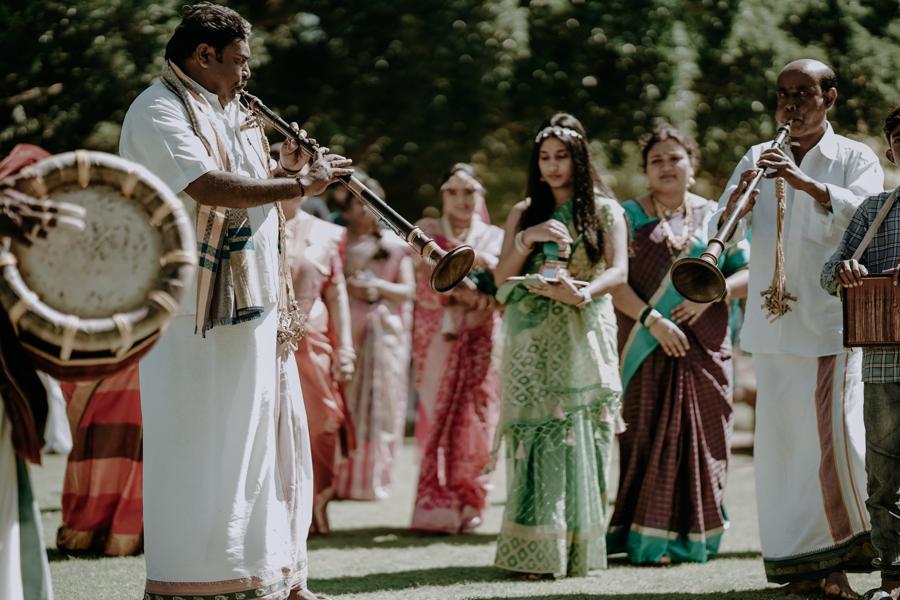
{"left": 410, "top": 164, "right": 504, "bottom": 534}
{"left": 609, "top": 126, "right": 749, "bottom": 564}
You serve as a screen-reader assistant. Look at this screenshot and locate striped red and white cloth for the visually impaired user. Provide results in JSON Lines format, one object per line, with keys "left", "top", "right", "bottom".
{"left": 58, "top": 364, "right": 143, "bottom": 556}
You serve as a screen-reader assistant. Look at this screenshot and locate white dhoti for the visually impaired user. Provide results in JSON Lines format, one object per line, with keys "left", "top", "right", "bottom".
{"left": 753, "top": 350, "right": 874, "bottom": 583}
{"left": 140, "top": 307, "right": 312, "bottom": 600}
{"left": 0, "top": 401, "right": 52, "bottom": 600}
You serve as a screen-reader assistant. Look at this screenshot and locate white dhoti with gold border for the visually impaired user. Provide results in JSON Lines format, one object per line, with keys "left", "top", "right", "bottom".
{"left": 753, "top": 350, "right": 874, "bottom": 583}
{"left": 140, "top": 307, "right": 312, "bottom": 600}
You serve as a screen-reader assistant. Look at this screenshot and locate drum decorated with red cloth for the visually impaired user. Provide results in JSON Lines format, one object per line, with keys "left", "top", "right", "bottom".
{"left": 0, "top": 150, "right": 195, "bottom": 380}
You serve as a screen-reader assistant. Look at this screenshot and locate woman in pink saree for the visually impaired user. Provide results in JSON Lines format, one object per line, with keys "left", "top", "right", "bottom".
{"left": 284, "top": 202, "right": 356, "bottom": 535}
{"left": 331, "top": 178, "right": 416, "bottom": 500}
{"left": 411, "top": 164, "right": 504, "bottom": 533}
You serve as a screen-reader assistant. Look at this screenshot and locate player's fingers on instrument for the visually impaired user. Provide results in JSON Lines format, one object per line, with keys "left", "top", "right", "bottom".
{"left": 55, "top": 215, "right": 85, "bottom": 233}
{"left": 52, "top": 201, "right": 86, "bottom": 220}
{"left": 836, "top": 263, "right": 853, "bottom": 287}
{"left": 849, "top": 261, "right": 864, "bottom": 285}
{"left": 23, "top": 222, "right": 45, "bottom": 243}
{"left": 330, "top": 167, "right": 353, "bottom": 178}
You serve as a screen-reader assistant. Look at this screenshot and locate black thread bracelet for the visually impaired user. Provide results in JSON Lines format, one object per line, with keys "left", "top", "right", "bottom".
{"left": 280, "top": 161, "right": 302, "bottom": 175}
{"left": 638, "top": 305, "right": 653, "bottom": 325}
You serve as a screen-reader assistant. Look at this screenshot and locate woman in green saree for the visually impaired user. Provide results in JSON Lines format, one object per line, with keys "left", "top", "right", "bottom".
{"left": 492, "top": 113, "right": 628, "bottom": 577}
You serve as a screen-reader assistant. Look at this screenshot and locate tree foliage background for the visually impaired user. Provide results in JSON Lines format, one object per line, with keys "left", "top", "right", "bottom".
{"left": 2, "top": 0, "right": 898, "bottom": 220}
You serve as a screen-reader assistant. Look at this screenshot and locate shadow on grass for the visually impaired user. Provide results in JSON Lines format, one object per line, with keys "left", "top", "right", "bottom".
{"left": 45, "top": 547, "right": 144, "bottom": 562}
{"left": 607, "top": 550, "right": 763, "bottom": 563}
{"left": 310, "top": 565, "right": 780, "bottom": 598}
{"left": 308, "top": 527, "right": 496, "bottom": 550}
{"left": 309, "top": 565, "right": 505, "bottom": 595}
{"left": 468, "top": 594, "right": 780, "bottom": 600}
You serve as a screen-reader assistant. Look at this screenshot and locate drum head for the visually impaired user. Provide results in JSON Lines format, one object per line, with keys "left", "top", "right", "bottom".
{"left": 16, "top": 184, "right": 163, "bottom": 318}
{"left": 0, "top": 150, "right": 195, "bottom": 380}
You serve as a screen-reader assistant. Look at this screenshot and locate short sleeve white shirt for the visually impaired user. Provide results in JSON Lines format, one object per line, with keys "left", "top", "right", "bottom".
{"left": 119, "top": 77, "right": 280, "bottom": 316}
{"left": 710, "top": 122, "right": 884, "bottom": 357}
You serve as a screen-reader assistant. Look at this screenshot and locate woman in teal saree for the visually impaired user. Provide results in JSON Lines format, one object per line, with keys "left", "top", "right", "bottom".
{"left": 608, "top": 125, "right": 749, "bottom": 565}
{"left": 492, "top": 113, "right": 628, "bottom": 577}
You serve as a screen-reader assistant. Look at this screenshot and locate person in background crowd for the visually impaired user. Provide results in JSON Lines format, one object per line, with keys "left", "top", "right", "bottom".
{"left": 410, "top": 163, "right": 504, "bottom": 534}
{"left": 331, "top": 175, "right": 416, "bottom": 501}
{"left": 284, "top": 198, "right": 356, "bottom": 536}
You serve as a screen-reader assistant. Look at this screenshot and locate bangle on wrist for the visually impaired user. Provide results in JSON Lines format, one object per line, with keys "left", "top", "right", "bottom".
{"left": 280, "top": 160, "right": 301, "bottom": 175}
{"left": 576, "top": 287, "right": 592, "bottom": 308}
{"left": 643, "top": 309, "right": 662, "bottom": 328}
{"left": 514, "top": 230, "right": 532, "bottom": 254}
{"left": 638, "top": 305, "right": 653, "bottom": 325}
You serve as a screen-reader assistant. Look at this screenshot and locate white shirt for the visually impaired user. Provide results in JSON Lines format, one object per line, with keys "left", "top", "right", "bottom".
{"left": 119, "top": 77, "right": 280, "bottom": 316}
{"left": 712, "top": 122, "right": 884, "bottom": 357}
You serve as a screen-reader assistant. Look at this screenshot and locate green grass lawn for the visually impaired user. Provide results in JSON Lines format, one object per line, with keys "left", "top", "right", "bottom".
{"left": 32, "top": 438, "right": 879, "bottom": 600}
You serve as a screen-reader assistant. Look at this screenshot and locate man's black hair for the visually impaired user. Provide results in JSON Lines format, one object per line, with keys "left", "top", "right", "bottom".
{"left": 164, "top": 2, "right": 250, "bottom": 66}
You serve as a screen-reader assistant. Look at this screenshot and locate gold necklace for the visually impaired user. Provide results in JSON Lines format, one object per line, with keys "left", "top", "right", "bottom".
{"left": 651, "top": 194, "right": 693, "bottom": 252}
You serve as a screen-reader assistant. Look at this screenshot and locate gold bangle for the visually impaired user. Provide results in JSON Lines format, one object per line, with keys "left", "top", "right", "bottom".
{"left": 514, "top": 230, "right": 532, "bottom": 254}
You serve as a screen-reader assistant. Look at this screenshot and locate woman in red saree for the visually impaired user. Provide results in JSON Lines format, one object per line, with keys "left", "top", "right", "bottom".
{"left": 58, "top": 364, "right": 143, "bottom": 556}
{"left": 410, "top": 164, "right": 504, "bottom": 533}
{"left": 332, "top": 177, "right": 416, "bottom": 501}
{"left": 285, "top": 202, "right": 356, "bottom": 535}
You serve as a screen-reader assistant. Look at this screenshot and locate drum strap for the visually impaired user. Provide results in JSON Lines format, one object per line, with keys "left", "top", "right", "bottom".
{"left": 852, "top": 188, "right": 898, "bottom": 262}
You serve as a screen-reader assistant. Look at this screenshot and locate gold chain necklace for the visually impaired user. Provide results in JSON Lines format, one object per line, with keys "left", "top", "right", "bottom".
{"left": 652, "top": 194, "right": 693, "bottom": 252}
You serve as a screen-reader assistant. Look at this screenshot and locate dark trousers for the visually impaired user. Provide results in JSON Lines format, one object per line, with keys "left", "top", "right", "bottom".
{"left": 864, "top": 382, "right": 900, "bottom": 578}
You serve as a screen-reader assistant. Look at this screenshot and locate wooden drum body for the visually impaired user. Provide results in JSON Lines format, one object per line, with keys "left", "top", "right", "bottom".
{"left": 842, "top": 274, "right": 900, "bottom": 347}
{"left": 0, "top": 150, "right": 196, "bottom": 380}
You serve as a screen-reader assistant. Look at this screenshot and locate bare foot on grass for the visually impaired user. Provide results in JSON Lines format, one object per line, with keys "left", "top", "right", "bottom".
{"left": 823, "top": 572, "right": 858, "bottom": 599}
{"left": 777, "top": 578, "right": 825, "bottom": 596}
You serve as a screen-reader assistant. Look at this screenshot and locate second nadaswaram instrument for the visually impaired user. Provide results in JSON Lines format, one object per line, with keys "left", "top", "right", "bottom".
{"left": 670, "top": 122, "right": 792, "bottom": 302}
{"left": 240, "top": 91, "right": 475, "bottom": 293}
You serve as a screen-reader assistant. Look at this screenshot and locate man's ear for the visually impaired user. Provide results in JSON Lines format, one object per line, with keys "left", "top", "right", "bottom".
{"left": 194, "top": 43, "right": 214, "bottom": 69}
{"left": 823, "top": 87, "right": 837, "bottom": 109}
{"left": 887, "top": 148, "right": 895, "bottom": 166}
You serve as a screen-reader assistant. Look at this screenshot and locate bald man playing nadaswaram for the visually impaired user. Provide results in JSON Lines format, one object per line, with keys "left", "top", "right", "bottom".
{"left": 714, "top": 59, "right": 884, "bottom": 598}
